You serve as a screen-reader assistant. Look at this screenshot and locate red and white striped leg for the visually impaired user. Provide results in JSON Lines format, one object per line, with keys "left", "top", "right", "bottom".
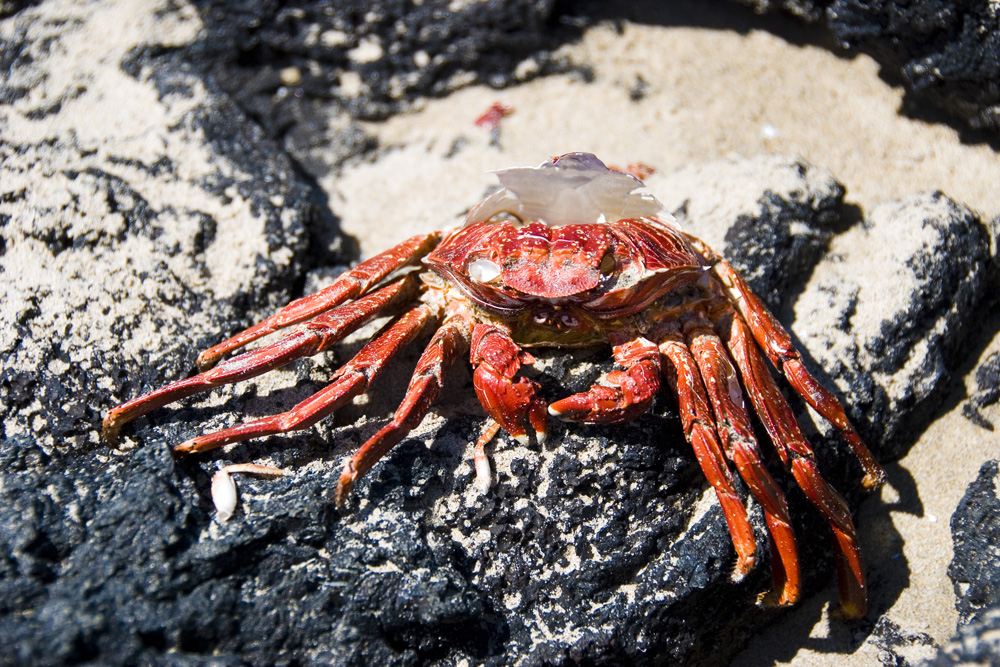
{"left": 717, "top": 306, "right": 868, "bottom": 618}
{"left": 657, "top": 324, "right": 758, "bottom": 581}
{"left": 174, "top": 304, "right": 436, "bottom": 455}
{"left": 102, "top": 275, "right": 417, "bottom": 443}
{"left": 335, "top": 313, "right": 473, "bottom": 509}
{"left": 686, "top": 315, "right": 801, "bottom": 607}
{"left": 473, "top": 420, "right": 502, "bottom": 493}
{"left": 197, "top": 232, "right": 441, "bottom": 370}
{"left": 707, "top": 250, "right": 884, "bottom": 490}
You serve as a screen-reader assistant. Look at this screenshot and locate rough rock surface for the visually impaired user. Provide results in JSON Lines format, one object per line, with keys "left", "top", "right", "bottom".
{"left": 128, "top": 0, "right": 1000, "bottom": 171}
{"left": 949, "top": 460, "right": 1000, "bottom": 626}
{"left": 925, "top": 608, "right": 1000, "bottom": 667}
{"left": 2, "top": 1, "right": 1000, "bottom": 666}
{"left": 646, "top": 156, "right": 847, "bottom": 316}
{"left": 964, "top": 350, "right": 1000, "bottom": 429}
{"left": 180, "top": 0, "right": 568, "bottom": 177}
{"left": 919, "top": 462, "right": 1000, "bottom": 666}
{"left": 791, "top": 193, "right": 995, "bottom": 459}
{"left": 0, "top": 2, "right": 316, "bottom": 455}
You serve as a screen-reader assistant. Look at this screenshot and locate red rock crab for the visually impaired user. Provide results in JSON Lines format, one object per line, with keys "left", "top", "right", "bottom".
{"left": 103, "top": 152, "right": 884, "bottom": 617}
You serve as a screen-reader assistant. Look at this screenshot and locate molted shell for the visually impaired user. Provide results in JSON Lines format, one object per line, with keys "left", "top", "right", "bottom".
{"left": 465, "top": 152, "right": 672, "bottom": 228}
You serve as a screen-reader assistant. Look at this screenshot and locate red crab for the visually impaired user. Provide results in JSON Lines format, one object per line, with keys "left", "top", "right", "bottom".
{"left": 103, "top": 152, "right": 884, "bottom": 617}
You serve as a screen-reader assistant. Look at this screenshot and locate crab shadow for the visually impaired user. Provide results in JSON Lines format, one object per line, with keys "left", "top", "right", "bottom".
{"left": 732, "top": 459, "right": 917, "bottom": 665}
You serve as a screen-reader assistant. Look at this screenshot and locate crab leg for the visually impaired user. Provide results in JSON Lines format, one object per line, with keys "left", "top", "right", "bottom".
{"left": 717, "top": 308, "right": 868, "bottom": 618}
{"left": 473, "top": 420, "right": 502, "bottom": 493}
{"left": 657, "top": 325, "right": 757, "bottom": 581}
{"left": 173, "top": 304, "right": 437, "bottom": 455}
{"left": 212, "top": 463, "right": 287, "bottom": 522}
{"left": 335, "top": 313, "right": 473, "bottom": 509}
{"left": 704, "top": 249, "right": 885, "bottom": 490}
{"left": 103, "top": 275, "right": 417, "bottom": 443}
{"left": 470, "top": 324, "right": 548, "bottom": 445}
{"left": 548, "top": 337, "right": 662, "bottom": 424}
{"left": 197, "top": 232, "right": 442, "bottom": 370}
{"left": 685, "top": 316, "right": 800, "bottom": 607}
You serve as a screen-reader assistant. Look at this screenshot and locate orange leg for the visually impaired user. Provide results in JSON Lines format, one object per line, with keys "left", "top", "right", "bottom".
{"left": 718, "top": 307, "right": 868, "bottom": 618}
{"left": 173, "top": 304, "right": 436, "bottom": 455}
{"left": 706, "top": 250, "right": 884, "bottom": 490}
{"left": 686, "top": 316, "right": 800, "bottom": 607}
{"left": 103, "top": 275, "right": 418, "bottom": 443}
{"left": 657, "top": 325, "right": 757, "bottom": 581}
{"left": 470, "top": 323, "right": 548, "bottom": 444}
{"left": 335, "top": 313, "right": 473, "bottom": 509}
{"left": 548, "top": 337, "right": 662, "bottom": 424}
{"left": 197, "top": 232, "right": 441, "bottom": 370}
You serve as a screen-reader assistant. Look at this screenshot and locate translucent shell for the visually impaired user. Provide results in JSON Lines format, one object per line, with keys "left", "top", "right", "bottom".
{"left": 465, "top": 152, "right": 672, "bottom": 228}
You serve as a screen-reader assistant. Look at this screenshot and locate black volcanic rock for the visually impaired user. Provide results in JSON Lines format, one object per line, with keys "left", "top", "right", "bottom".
{"left": 949, "top": 460, "right": 1000, "bottom": 626}
{"left": 920, "top": 462, "right": 1000, "bottom": 666}
{"left": 2, "top": 2, "right": 999, "bottom": 666}
{"left": 790, "top": 193, "right": 995, "bottom": 459}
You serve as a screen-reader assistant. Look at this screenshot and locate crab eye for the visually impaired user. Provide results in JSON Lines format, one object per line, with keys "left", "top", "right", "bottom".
{"left": 468, "top": 258, "right": 502, "bottom": 284}
{"left": 599, "top": 253, "right": 616, "bottom": 276}
{"left": 560, "top": 313, "right": 580, "bottom": 328}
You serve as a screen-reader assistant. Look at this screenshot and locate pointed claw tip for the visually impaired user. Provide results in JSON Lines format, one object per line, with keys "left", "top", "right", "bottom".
{"left": 535, "top": 430, "right": 547, "bottom": 445}
{"left": 196, "top": 350, "right": 219, "bottom": 372}
{"left": 101, "top": 415, "right": 121, "bottom": 446}
{"left": 333, "top": 488, "right": 350, "bottom": 513}
{"left": 731, "top": 555, "right": 756, "bottom": 582}
{"left": 833, "top": 600, "right": 867, "bottom": 621}
{"left": 759, "top": 589, "right": 797, "bottom": 609}
{"left": 335, "top": 471, "right": 355, "bottom": 513}
{"left": 862, "top": 468, "right": 887, "bottom": 491}
{"left": 548, "top": 400, "right": 586, "bottom": 422}
{"left": 512, "top": 433, "right": 530, "bottom": 446}
{"left": 173, "top": 440, "right": 197, "bottom": 456}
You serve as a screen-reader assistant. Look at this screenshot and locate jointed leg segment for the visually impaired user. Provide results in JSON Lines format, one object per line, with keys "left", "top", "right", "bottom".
{"left": 174, "top": 304, "right": 437, "bottom": 455}
{"left": 707, "top": 251, "right": 884, "bottom": 490}
{"left": 684, "top": 315, "right": 801, "bottom": 606}
{"left": 717, "top": 307, "right": 867, "bottom": 616}
{"left": 335, "top": 313, "right": 473, "bottom": 508}
{"left": 197, "top": 232, "right": 441, "bottom": 370}
{"left": 102, "top": 275, "right": 418, "bottom": 443}
{"left": 658, "top": 326, "right": 757, "bottom": 580}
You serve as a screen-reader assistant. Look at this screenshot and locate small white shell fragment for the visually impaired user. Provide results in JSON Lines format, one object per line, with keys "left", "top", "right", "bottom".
{"left": 473, "top": 450, "right": 492, "bottom": 495}
{"left": 468, "top": 258, "right": 502, "bottom": 283}
{"left": 211, "top": 463, "right": 287, "bottom": 523}
{"left": 466, "top": 152, "right": 671, "bottom": 228}
{"left": 211, "top": 469, "right": 238, "bottom": 523}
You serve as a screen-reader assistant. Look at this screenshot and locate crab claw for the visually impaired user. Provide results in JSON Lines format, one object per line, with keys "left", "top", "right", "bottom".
{"left": 470, "top": 324, "right": 548, "bottom": 445}
{"left": 549, "top": 338, "right": 661, "bottom": 424}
